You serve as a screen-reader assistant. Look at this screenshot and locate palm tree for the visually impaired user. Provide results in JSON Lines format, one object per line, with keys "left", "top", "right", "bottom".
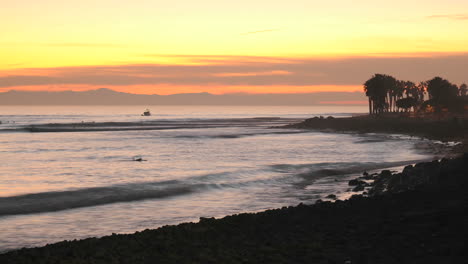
{"left": 364, "top": 85, "right": 374, "bottom": 115}
{"left": 389, "top": 80, "right": 403, "bottom": 112}
{"left": 364, "top": 74, "right": 397, "bottom": 115}
{"left": 396, "top": 97, "right": 417, "bottom": 112}
{"left": 459, "top": 83, "right": 467, "bottom": 96}
{"left": 416, "top": 81, "right": 427, "bottom": 101}
{"left": 426, "top": 77, "right": 459, "bottom": 112}
{"left": 416, "top": 81, "right": 427, "bottom": 112}
{"left": 392, "top": 80, "right": 405, "bottom": 112}
{"left": 364, "top": 75, "right": 380, "bottom": 115}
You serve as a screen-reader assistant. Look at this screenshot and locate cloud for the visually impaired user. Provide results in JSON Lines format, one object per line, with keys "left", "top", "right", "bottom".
{"left": 426, "top": 14, "right": 468, "bottom": 20}
{"left": 143, "top": 54, "right": 297, "bottom": 64}
{"left": 0, "top": 53, "right": 467, "bottom": 91}
{"left": 213, "top": 70, "right": 292, "bottom": 77}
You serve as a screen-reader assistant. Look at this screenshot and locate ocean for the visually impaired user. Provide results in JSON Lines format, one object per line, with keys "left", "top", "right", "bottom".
{"left": 0, "top": 105, "right": 434, "bottom": 252}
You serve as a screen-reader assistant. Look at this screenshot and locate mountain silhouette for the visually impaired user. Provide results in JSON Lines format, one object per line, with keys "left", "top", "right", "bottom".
{"left": 0, "top": 89, "right": 366, "bottom": 105}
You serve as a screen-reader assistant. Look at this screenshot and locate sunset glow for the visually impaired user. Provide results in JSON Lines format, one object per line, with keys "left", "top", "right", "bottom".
{"left": 1, "top": 0, "right": 468, "bottom": 94}
{"left": 1, "top": 1, "right": 467, "bottom": 258}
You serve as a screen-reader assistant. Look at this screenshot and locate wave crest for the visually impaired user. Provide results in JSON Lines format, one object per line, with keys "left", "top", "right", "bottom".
{"left": 0, "top": 181, "right": 197, "bottom": 217}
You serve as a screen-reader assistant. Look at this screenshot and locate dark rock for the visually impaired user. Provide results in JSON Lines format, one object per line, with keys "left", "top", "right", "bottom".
{"left": 199, "top": 217, "right": 215, "bottom": 223}
{"left": 352, "top": 185, "right": 365, "bottom": 192}
{"left": 326, "top": 194, "right": 337, "bottom": 200}
{"left": 380, "top": 170, "right": 392, "bottom": 178}
{"left": 402, "top": 165, "right": 413, "bottom": 175}
{"left": 349, "top": 194, "right": 362, "bottom": 200}
{"left": 348, "top": 179, "right": 366, "bottom": 186}
{"left": 361, "top": 173, "right": 373, "bottom": 180}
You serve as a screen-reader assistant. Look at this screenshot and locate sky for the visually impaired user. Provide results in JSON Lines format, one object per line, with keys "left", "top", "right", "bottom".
{"left": 1, "top": 0, "right": 467, "bottom": 95}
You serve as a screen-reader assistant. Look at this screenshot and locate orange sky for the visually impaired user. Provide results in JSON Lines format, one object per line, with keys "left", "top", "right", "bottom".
{"left": 1, "top": 0, "right": 467, "bottom": 94}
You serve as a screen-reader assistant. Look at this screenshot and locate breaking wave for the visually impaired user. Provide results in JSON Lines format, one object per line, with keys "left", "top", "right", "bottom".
{"left": 2, "top": 118, "right": 304, "bottom": 133}
{"left": 0, "top": 181, "right": 201, "bottom": 217}
{"left": 271, "top": 159, "right": 429, "bottom": 180}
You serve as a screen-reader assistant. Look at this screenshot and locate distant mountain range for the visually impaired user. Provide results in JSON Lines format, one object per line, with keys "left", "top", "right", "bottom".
{"left": 0, "top": 88, "right": 366, "bottom": 105}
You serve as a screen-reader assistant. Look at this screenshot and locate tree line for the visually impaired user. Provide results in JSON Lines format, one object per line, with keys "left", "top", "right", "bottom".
{"left": 364, "top": 74, "right": 467, "bottom": 115}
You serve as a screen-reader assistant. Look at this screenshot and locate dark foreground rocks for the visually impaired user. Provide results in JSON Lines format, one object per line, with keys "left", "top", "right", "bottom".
{"left": 369, "top": 155, "right": 468, "bottom": 196}
{"left": 1, "top": 155, "right": 467, "bottom": 264}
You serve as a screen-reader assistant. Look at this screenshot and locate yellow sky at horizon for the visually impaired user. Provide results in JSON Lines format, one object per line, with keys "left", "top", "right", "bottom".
{"left": 1, "top": 0, "right": 467, "bottom": 94}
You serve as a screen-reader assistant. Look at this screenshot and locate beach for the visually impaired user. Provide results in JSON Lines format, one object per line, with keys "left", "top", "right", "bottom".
{"left": 1, "top": 154, "right": 466, "bottom": 263}
{"left": 4, "top": 105, "right": 417, "bottom": 250}
{"left": 1, "top": 112, "right": 467, "bottom": 263}
{"left": 2, "top": 0, "right": 468, "bottom": 262}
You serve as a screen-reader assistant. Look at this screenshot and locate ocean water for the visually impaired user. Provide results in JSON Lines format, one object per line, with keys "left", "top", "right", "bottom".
{"left": 0, "top": 106, "right": 434, "bottom": 252}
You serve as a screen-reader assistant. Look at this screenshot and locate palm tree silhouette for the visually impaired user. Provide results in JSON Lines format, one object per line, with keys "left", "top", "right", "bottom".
{"left": 364, "top": 75, "right": 464, "bottom": 115}
{"left": 426, "top": 77, "right": 459, "bottom": 112}
{"left": 364, "top": 74, "right": 397, "bottom": 115}
{"left": 459, "top": 83, "right": 467, "bottom": 96}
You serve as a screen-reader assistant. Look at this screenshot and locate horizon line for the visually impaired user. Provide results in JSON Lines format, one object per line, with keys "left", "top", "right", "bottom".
{"left": 0, "top": 88, "right": 365, "bottom": 96}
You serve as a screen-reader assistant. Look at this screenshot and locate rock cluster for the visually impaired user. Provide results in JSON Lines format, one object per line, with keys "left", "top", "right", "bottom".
{"left": 368, "top": 154, "right": 468, "bottom": 196}
{"left": 286, "top": 116, "right": 468, "bottom": 149}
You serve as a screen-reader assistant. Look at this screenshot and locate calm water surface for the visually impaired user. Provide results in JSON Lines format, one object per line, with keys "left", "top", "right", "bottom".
{"left": 0, "top": 106, "right": 433, "bottom": 251}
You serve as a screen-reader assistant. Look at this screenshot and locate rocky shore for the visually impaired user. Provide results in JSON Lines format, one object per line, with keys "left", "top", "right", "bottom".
{"left": 2, "top": 115, "right": 467, "bottom": 264}
{"left": 285, "top": 115, "right": 468, "bottom": 154}
{"left": 1, "top": 153, "right": 467, "bottom": 264}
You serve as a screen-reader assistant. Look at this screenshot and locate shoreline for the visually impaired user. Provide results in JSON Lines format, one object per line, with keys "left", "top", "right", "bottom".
{"left": 1, "top": 115, "right": 467, "bottom": 263}
{"left": 284, "top": 115, "right": 468, "bottom": 156}
{"left": 1, "top": 154, "right": 466, "bottom": 263}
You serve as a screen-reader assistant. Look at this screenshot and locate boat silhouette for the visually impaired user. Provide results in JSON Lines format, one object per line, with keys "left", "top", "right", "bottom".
{"left": 141, "top": 109, "right": 151, "bottom": 116}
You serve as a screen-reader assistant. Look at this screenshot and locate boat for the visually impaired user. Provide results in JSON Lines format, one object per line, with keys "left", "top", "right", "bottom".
{"left": 141, "top": 109, "right": 151, "bottom": 116}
